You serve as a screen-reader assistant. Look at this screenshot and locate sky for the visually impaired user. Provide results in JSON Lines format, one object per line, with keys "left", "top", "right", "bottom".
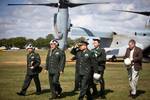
{"left": 0, "top": 0, "right": 150, "bottom": 39}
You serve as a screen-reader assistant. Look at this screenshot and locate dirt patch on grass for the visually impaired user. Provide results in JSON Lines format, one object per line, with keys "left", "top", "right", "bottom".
{"left": 0, "top": 60, "right": 75, "bottom": 66}
{"left": 0, "top": 61, "right": 26, "bottom": 64}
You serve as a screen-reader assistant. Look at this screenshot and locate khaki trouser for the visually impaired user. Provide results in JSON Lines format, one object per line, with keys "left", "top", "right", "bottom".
{"left": 128, "top": 66, "right": 139, "bottom": 95}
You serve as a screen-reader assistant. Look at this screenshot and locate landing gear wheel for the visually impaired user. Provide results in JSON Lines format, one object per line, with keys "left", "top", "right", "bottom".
{"left": 109, "top": 55, "right": 117, "bottom": 62}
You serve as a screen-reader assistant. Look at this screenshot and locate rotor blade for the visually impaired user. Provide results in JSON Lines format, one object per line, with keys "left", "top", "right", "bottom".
{"left": 67, "top": 2, "right": 110, "bottom": 8}
{"left": 8, "top": 3, "right": 58, "bottom": 7}
{"left": 115, "top": 10, "right": 150, "bottom": 16}
{"left": 76, "top": 27, "right": 95, "bottom": 37}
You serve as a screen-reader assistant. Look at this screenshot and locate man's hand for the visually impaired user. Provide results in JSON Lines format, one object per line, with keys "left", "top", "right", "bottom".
{"left": 30, "top": 66, "right": 34, "bottom": 69}
{"left": 130, "top": 58, "right": 133, "bottom": 62}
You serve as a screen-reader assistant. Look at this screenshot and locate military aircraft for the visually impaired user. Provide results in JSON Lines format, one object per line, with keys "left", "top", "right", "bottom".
{"left": 77, "top": 10, "right": 150, "bottom": 62}
{"left": 69, "top": 26, "right": 150, "bottom": 62}
{"left": 8, "top": 1, "right": 150, "bottom": 61}
{"left": 107, "top": 10, "right": 150, "bottom": 61}
{"left": 104, "top": 32, "right": 150, "bottom": 62}
{"left": 8, "top": 0, "right": 109, "bottom": 50}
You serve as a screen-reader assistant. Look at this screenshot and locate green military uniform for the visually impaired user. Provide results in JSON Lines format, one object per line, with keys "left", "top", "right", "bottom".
{"left": 46, "top": 47, "right": 66, "bottom": 98}
{"left": 19, "top": 51, "right": 41, "bottom": 95}
{"left": 71, "top": 48, "right": 93, "bottom": 100}
{"left": 91, "top": 47, "right": 106, "bottom": 97}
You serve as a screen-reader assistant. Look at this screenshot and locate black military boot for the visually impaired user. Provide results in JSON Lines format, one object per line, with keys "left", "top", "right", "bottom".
{"left": 35, "top": 89, "right": 41, "bottom": 95}
{"left": 16, "top": 91, "right": 25, "bottom": 96}
{"left": 58, "top": 87, "right": 62, "bottom": 96}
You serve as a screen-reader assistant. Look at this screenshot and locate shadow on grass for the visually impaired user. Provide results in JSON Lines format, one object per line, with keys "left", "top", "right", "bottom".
{"left": 41, "top": 89, "right": 51, "bottom": 94}
{"left": 128, "top": 90, "right": 146, "bottom": 99}
{"left": 26, "top": 89, "right": 50, "bottom": 96}
{"left": 27, "top": 89, "right": 78, "bottom": 98}
{"left": 105, "top": 89, "right": 114, "bottom": 95}
{"left": 136, "top": 90, "right": 146, "bottom": 97}
{"left": 59, "top": 89, "right": 114, "bottom": 99}
{"left": 59, "top": 90, "right": 78, "bottom": 98}
{"left": 93, "top": 89, "right": 114, "bottom": 99}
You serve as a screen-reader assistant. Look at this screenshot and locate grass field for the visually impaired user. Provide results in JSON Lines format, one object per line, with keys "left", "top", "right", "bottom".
{"left": 0, "top": 50, "right": 150, "bottom": 100}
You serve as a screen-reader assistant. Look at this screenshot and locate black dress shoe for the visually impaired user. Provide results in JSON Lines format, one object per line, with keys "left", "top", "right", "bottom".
{"left": 17, "top": 92, "right": 25, "bottom": 96}
{"left": 131, "top": 94, "right": 137, "bottom": 99}
{"left": 58, "top": 88, "right": 62, "bottom": 96}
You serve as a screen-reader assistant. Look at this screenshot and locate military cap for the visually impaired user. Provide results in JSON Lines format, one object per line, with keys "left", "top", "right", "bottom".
{"left": 26, "top": 44, "right": 34, "bottom": 49}
{"left": 79, "top": 40, "right": 89, "bottom": 46}
{"left": 50, "top": 40, "right": 59, "bottom": 46}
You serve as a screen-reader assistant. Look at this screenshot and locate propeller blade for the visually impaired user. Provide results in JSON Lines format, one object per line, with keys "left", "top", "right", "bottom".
{"left": 76, "top": 27, "right": 95, "bottom": 37}
{"left": 53, "top": 13, "right": 63, "bottom": 40}
{"left": 67, "top": 2, "right": 110, "bottom": 8}
{"left": 115, "top": 10, "right": 150, "bottom": 16}
{"left": 8, "top": 3, "right": 58, "bottom": 7}
{"left": 54, "top": 13, "right": 60, "bottom": 34}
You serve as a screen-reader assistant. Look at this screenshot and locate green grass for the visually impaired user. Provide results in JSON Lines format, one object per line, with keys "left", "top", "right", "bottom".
{"left": 0, "top": 50, "right": 150, "bottom": 100}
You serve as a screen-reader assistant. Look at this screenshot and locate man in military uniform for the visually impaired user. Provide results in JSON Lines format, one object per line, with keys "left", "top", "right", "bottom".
{"left": 91, "top": 39, "right": 106, "bottom": 99}
{"left": 17, "top": 44, "right": 41, "bottom": 96}
{"left": 70, "top": 44, "right": 81, "bottom": 91}
{"left": 45, "top": 40, "right": 66, "bottom": 99}
{"left": 71, "top": 41, "right": 93, "bottom": 100}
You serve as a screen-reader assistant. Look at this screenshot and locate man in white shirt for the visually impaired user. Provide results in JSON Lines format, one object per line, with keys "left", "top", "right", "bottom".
{"left": 124, "top": 39, "right": 143, "bottom": 99}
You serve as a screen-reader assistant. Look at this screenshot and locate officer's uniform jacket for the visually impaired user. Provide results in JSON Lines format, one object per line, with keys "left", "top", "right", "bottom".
{"left": 71, "top": 48, "right": 92, "bottom": 76}
{"left": 91, "top": 47, "right": 106, "bottom": 72}
{"left": 27, "top": 51, "right": 41, "bottom": 75}
{"left": 124, "top": 46, "right": 143, "bottom": 71}
{"left": 46, "top": 48, "right": 66, "bottom": 74}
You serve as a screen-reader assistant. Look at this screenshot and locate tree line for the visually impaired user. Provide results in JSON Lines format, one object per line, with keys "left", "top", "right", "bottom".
{"left": 0, "top": 34, "right": 85, "bottom": 49}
